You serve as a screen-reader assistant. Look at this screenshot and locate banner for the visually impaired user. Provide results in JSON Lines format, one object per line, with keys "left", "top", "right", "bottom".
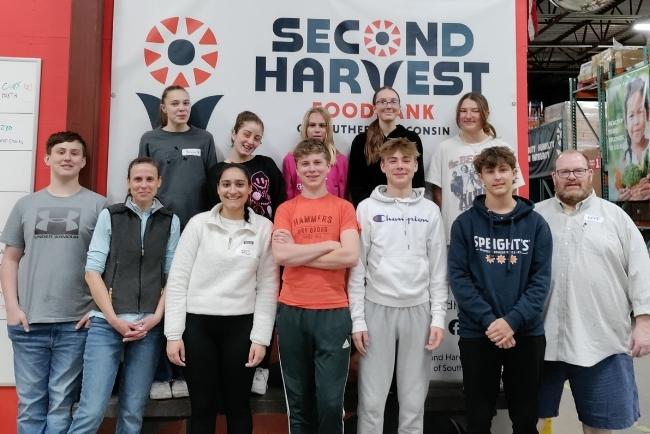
{"left": 108, "top": 0, "right": 523, "bottom": 381}
{"left": 528, "top": 120, "right": 561, "bottom": 179}
{"left": 108, "top": 0, "right": 520, "bottom": 199}
{"left": 606, "top": 65, "right": 650, "bottom": 201}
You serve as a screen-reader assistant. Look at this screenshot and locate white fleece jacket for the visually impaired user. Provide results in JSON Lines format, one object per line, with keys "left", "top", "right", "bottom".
{"left": 348, "top": 186, "right": 448, "bottom": 333}
{"left": 164, "top": 205, "right": 279, "bottom": 345}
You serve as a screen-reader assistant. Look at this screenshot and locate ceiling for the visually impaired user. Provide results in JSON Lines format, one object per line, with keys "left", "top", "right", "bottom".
{"left": 528, "top": 0, "right": 650, "bottom": 104}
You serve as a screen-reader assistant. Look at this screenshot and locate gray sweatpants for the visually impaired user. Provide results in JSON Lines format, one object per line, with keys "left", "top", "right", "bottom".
{"left": 357, "top": 300, "right": 432, "bottom": 434}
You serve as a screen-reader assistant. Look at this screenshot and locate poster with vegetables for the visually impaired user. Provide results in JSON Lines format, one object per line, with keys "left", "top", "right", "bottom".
{"left": 606, "top": 64, "right": 650, "bottom": 201}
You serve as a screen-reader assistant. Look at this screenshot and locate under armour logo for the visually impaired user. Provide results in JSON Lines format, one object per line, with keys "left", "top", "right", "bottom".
{"left": 35, "top": 208, "right": 81, "bottom": 235}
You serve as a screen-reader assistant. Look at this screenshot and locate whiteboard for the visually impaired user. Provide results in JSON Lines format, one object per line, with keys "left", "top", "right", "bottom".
{"left": 1, "top": 113, "right": 37, "bottom": 151}
{"left": 0, "top": 57, "right": 40, "bottom": 386}
{"left": 0, "top": 59, "right": 40, "bottom": 113}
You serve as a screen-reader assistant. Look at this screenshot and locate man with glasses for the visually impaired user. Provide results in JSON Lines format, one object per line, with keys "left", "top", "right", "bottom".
{"left": 536, "top": 150, "right": 650, "bottom": 434}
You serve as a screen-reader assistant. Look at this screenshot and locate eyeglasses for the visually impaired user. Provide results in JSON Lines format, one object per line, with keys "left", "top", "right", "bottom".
{"left": 375, "top": 99, "right": 400, "bottom": 107}
{"left": 555, "top": 168, "right": 589, "bottom": 179}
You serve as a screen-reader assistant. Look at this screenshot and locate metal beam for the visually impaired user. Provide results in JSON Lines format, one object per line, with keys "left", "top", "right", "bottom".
{"left": 530, "top": 0, "right": 630, "bottom": 57}
{"left": 538, "top": 13, "right": 639, "bottom": 21}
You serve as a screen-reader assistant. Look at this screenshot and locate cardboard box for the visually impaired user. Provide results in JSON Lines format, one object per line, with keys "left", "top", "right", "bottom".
{"left": 578, "top": 60, "right": 593, "bottom": 83}
{"left": 591, "top": 47, "right": 644, "bottom": 77}
{"left": 542, "top": 101, "right": 603, "bottom": 197}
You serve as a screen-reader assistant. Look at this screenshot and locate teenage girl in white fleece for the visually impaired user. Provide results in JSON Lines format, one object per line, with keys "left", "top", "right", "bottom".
{"left": 164, "top": 162, "right": 279, "bottom": 434}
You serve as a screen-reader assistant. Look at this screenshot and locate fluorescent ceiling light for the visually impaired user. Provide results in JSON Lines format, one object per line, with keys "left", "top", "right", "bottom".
{"left": 634, "top": 21, "right": 650, "bottom": 32}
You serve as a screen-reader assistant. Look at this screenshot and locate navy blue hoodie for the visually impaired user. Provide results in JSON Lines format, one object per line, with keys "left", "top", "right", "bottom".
{"left": 448, "top": 195, "right": 552, "bottom": 338}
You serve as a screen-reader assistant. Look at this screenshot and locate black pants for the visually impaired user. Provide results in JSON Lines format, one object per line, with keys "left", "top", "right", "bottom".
{"left": 459, "top": 335, "right": 546, "bottom": 434}
{"left": 184, "top": 313, "right": 255, "bottom": 434}
{"left": 276, "top": 304, "right": 352, "bottom": 434}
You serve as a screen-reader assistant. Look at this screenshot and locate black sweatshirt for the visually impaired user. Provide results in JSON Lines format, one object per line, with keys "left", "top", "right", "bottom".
{"left": 215, "top": 155, "right": 285, "bottom": 221}
{"left": 347, "top": 125, "right": 425, "bottom": 207}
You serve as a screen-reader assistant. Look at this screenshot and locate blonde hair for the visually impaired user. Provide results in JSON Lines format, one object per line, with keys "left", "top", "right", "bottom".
{"left": 379, "top": 138, "right": 420, "bottom": 161}
{"left": 300, "top": 107, "right": 337, "bottom": 163}
{"left": 293, "top": 138, "right": 332, "bottom": 164}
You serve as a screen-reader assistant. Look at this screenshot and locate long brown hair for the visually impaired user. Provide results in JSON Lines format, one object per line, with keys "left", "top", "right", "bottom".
{"left": 455, "top": 92, "right": 496, "bottom": 138}
{"left": 159, "top": 85, "right": 189, "bottom": 127}
{"left": 365, "top": 86, "right": 400, "bottom": 165}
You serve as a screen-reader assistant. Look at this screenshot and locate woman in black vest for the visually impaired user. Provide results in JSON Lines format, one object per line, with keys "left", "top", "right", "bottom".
{"left": 68, "top": 157, "right": 180, "bottom": 434}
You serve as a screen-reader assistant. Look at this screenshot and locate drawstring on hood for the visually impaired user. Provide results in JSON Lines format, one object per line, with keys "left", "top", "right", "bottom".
{"left": 349, "top": 185, "right": 447, "bottom": 313}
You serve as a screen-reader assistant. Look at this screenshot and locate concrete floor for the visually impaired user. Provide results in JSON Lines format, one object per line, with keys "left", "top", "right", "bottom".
{"left": 491, "top": 356, "right": 650, "bottom": 433}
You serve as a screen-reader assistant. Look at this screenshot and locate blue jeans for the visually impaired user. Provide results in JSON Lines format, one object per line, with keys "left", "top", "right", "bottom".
{"left": 7, "top": 321, "right": 88, "bottom": 434}
{"left": 67, "top": 317, "right": 162, "bottom": 434}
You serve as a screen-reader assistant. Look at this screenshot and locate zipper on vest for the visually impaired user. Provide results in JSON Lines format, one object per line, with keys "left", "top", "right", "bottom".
{"left": 139, "top": 216, "right": 149, "bottom": 314}
{"left": 138, "top": 246, "right": 143, "bottom": 312}
{"left": 160, "top": 262, "right": 164, "bottom": 296}
{"left": 109, "top": 261, "right": 119, "bottom": 303}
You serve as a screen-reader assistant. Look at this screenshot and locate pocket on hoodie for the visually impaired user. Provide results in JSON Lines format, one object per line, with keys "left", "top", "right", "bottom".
{"left": 373, "top": 255, "right": 429, "bottom": 293}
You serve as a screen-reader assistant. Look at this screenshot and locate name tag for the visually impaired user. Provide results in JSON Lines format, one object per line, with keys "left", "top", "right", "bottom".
{"left": 236, "top": 242, "right": 256, "bottom": 258}
{"left": 182, "top": 148, "right": 201, "bottom": 157}
{"left": 584, "top": 214, "right": 603, "bottom": 223}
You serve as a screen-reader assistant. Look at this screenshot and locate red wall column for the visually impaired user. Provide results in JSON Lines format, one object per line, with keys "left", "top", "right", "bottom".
{"left": 0, "top": 1, "right": 74, "bottom": 431}
{"left": 0, "top": 0, "right": 73, "bottom": 191}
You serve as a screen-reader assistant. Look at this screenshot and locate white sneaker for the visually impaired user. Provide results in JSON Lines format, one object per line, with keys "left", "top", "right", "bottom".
{"left": 171, "top": 379, "right": 189, "bottom": 398}
{"left": 149, "top": 381, "right": 172, "bottom": 400}
{"left": 251, "top": 368, "right": 269, "bottom": 395}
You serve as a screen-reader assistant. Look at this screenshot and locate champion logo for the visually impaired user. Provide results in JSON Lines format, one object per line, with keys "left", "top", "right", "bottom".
{"left": 372, "top": 214, "right": 430, "bottom": 223}
{"left": 144, "top": 16, "right": 219, "bottom": 87}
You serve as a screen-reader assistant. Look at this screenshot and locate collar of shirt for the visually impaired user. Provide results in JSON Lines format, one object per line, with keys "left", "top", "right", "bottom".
{"left": 126, "top": 196, "right": 162, "bottom": 217}
{"left": 552, "top": 190, "right": 596, "bottom": 215}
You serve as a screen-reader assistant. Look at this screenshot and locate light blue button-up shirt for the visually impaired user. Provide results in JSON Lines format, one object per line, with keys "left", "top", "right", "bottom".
{"left": 85, "top": 197, "right": 180, "bottom": 320}
{"left": 536, "top": 193, "right": 650, "bottom": 366}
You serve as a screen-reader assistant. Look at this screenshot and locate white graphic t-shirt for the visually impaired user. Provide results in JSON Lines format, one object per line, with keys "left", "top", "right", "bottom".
{"left": 426, "top": 135, "right": 525, "bottom": 243}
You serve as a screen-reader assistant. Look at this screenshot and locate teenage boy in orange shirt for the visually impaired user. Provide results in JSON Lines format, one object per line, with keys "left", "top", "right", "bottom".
{"left": 272, "top": 139, "right": 360, "bottom": 434}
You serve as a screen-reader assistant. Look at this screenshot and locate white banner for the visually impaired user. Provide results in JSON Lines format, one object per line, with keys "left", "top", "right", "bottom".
{"left": 109, "top": 0, "right": 522, "bottom": 382}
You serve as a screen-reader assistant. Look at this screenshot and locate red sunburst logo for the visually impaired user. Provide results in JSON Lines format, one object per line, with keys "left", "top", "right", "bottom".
{"left": 364, "top": 20, "right": 401, "bottom": 57}
{"left": 143, "top": 17, "right": 219, "bottom": 87}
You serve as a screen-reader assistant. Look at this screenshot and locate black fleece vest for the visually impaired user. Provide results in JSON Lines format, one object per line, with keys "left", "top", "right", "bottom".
{"left": 102, "top": 203, "right": 173, "bottom": 314}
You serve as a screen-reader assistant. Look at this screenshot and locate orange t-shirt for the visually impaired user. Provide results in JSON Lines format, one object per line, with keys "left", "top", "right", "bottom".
{"left": 273, "top": 193, "right": 359, "bottom": 309}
